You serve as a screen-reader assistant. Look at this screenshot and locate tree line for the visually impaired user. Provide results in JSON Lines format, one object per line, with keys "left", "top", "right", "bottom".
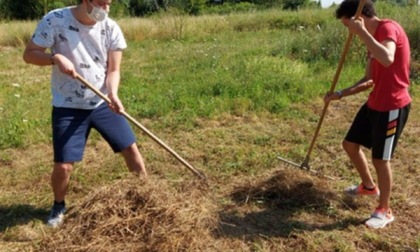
{"left": 0, "top": 0, "right": 311, "bottom": 20}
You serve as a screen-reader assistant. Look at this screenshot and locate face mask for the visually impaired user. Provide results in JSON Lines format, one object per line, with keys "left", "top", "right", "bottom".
{"left": 87, "top": 1, "right": 108, "bottom": 22}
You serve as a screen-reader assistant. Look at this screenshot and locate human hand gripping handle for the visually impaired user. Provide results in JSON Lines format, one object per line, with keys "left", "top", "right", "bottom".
{"left": 107, "top": 93, "right": 125, "bottom": 114}
{"left": 74, "top": 73, "right": 207, "bottom": 181}
{"left": 324, "top": 90, "right": 342, "bottom": 103}
{"left": 348, "top": 16, "right": 367, "bottom": 37}
{"left": 51, "top": 53, "right": 78, "bottom": 79}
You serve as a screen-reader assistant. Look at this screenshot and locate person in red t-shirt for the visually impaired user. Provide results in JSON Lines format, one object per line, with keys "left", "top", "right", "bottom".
{"left": 324, "top": 0, "right": 411, "bottom": 229}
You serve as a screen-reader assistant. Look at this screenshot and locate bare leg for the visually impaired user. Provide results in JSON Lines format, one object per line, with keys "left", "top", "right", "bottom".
{"left": 342, "top": 140, "right": 376, "bottom": 188}
{"left": 121, "top": 143, "right": 147, "bottom": 178}
{"left": 372, "top": 158, "right": 392, "bottom": 209}
{"left": 51, "top": 162, "right": 74, "bottom": 202}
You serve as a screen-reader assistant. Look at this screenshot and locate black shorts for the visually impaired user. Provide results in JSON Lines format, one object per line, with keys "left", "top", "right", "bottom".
{"left": 345, "top": 103, "right": 410, "bottom": 160}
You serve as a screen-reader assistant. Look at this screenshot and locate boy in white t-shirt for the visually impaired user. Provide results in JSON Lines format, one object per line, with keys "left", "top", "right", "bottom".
{"left": 23, "top": 0, "right": 148, "bottom": 227}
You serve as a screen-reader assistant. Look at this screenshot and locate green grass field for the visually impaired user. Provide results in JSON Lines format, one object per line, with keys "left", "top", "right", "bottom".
{"left": 1, "top": 4, "right": 419, "bottom": 251}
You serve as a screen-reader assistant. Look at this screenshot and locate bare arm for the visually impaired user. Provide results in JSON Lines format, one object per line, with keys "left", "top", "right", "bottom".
{"left": 22, "top": 40, "right": 52, "bottom": 66}
{"left": 324, "top": 60, "right": 374, "bottom": 103}
{"left": 348, "top": 17, "right": 396, "bottom": 67}
{"left": 106, "top": 49, "right": 124, "bottom": 113}
{"left": 22, "top": 40, "right": 77, "bottom": 78}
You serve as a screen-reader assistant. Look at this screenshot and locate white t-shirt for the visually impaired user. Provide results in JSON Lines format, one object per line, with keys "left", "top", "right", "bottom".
{"left": 32, "top": 7, "right": 127, "bottom": 109}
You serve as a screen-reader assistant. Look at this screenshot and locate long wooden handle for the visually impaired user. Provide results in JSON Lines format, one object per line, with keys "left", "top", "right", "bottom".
{"left": 302, "top": 0, "right": 366, "bottom": 169}
{"left": 75, "top": 74, "right": 206, "bottom": 180}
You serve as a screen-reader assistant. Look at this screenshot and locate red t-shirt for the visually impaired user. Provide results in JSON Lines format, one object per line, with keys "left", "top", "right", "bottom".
{"left": 367, "top": 19, "right": 411, "bottom": 111}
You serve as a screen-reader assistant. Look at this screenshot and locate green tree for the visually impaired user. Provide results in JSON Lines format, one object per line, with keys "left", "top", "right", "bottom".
{"left": 0, "top": 0, "right": 78, "bottom": 20}
{"left": 0, "top": 0, "right": 39, "bottom": 20}
{"left": 128, "top": 0, "right": 165, "bottom": 16}
{"left": 168, "top": 0, "right": 206, "bottom": 15}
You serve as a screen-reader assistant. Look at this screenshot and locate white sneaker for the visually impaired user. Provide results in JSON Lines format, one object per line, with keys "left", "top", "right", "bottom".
{"left": 46, "top": 204, "right": 67, "bottom": 228}
{"left": 365, "top": 207, "right": 394, "bottom": 229}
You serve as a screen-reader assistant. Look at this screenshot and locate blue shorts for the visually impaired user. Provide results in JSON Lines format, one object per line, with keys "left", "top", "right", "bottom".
{"left": 52, "top": 102, "right": 136, "bottom": 162}
{"left": 345, "top": 103, "right": 410, "bottom": 160}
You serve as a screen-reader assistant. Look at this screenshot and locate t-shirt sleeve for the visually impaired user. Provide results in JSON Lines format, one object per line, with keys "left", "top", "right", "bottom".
{"left": 109, "top": 23, "right": 127, "bottom": 51}
{"left": 31, "top": 12, "right": 56, "bottom": 48}
{"left": 376, "top": 22, "right": 398, "bottom": 44}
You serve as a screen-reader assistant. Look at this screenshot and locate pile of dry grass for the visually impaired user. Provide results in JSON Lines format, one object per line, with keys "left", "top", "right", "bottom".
{"left": 229, "top": 170, "right": 337, "bottom": 209}
{"left": 217, "top": 169, "right": 342, "bottom": 241}
{"left": 36, "top": 169, "right": 345, "bottom": 252}
{"left": 39, "top": 178, "right": 217, "bottom": 252}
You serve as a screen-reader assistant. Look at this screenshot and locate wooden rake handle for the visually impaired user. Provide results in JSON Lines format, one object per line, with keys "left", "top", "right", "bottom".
{"left": 75, "top": 74, "right": 206, "bottom": 180}
{"left": 302, "top": 0, "right": 366, "bottom": 169}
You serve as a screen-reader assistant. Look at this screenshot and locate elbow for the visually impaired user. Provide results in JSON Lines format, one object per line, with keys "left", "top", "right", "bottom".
{"left": 382, "top": 54, "right": 395, "bottom": 68}
{"left": 383, "top": 53, "right": 395, "bottom": 67}
{"left": 22, "top": 53, "right": 31, "bottom": 64}
{"left": 22, "top": 56, "right": 29, "bottom": 64}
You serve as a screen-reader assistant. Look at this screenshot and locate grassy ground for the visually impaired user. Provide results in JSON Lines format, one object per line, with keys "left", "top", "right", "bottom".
{"left": 1, "top": 6, "right": 420, "bottom": 251}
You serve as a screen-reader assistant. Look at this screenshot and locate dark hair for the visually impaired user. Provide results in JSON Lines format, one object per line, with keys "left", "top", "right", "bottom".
{"left": 335, "top": 0, "right": 376, "bottom": 19}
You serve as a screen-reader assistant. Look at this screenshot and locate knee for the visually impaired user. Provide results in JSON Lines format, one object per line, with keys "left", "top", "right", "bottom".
{"left": 53, "top": 163, "right": 73, "bottom": 178}
{"left": 342, "top": 140, "right": 357, "bottom": 155}
{"left": 121, "top": 143, "right": 140, "bottom": 156}
{"left": 372, "top": 158, "right": 390, "bottom": 170}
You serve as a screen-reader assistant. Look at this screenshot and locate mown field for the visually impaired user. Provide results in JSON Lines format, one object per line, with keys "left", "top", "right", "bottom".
{"left": 1, "top": 4, "right": 419, "bottom": 252}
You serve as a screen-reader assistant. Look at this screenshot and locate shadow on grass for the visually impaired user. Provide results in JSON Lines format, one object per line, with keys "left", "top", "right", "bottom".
{"left": 0, "top": 204, "right": 49, "bottom": 232}
{"left": 215, "top": 170, "right": 363, "bottom": 239}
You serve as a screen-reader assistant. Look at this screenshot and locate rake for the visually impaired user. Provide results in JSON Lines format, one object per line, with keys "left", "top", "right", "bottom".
{"left": 75, "top": 73, "right": 206, "bottom": 180}
{"left": 277, "top": 0, "right": 366, "bottom": 172}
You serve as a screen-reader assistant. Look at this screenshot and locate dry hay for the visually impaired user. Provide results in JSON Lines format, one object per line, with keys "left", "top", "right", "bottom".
{"left": 35, "top": 167, "right": 409, "bottom": 252}
{"left": 215, "top": 168, "right": 346, "bottom": 250}
{"left": 229, "top": 169, "right": 337, "bottom": 210}
{"left": 36, "top": 169, "right": 347, "bottom": 252}
{"left": 39, "top": 177, "right": 217, "bottom": 252}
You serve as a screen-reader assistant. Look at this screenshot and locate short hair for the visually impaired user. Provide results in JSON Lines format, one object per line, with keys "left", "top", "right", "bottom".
{"left": 335, "top": 0, "right": 376, "bottom": 19}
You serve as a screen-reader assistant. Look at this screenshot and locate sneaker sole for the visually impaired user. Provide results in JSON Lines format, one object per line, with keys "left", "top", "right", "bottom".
{"left": 365, "top": 216, "right": 394, "bottom": 229}
{"left": 344, "top": 192, "right": 380, "bottom": 198}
